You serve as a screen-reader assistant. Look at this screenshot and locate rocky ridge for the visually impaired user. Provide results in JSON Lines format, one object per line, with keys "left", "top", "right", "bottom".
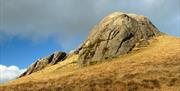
{"left": 19, "top": 12, "right": 161, "bottom": 77}
{"left": 19, "top": 51, "right": 66, "bottom": 77}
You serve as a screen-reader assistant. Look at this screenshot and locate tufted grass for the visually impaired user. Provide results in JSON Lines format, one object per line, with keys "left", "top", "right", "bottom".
{"left": 1, "top": 35, "right": 180, "bottom": 91}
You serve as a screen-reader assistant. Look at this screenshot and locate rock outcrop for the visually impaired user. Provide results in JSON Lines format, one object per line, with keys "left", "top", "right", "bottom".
{"left": 75, "top": 12, "right": 161, "bottom": 65}
{"left": 19, "top": 51, "right": 66, "bottom": 77}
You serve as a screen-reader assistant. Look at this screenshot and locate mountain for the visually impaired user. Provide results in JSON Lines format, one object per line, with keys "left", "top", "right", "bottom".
{"left": 0, "top": 12, "right": 179, "bottom": 91}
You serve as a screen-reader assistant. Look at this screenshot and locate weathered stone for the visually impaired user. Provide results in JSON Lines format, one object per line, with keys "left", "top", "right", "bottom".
{"left": 19, "top": 51, "right": 66, "bottom": 77}
{"left": 75, "top": 12, "right": 161, "bottom": 65}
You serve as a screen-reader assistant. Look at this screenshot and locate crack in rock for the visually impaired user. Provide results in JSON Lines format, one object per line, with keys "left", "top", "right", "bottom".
{"left": 76, "top": 12, "right": 161, "bottom": 65}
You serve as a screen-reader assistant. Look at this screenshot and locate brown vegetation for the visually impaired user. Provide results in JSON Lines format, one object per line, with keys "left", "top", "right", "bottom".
{"left": 0, "top": 35, "right": 180, "bottom": 91}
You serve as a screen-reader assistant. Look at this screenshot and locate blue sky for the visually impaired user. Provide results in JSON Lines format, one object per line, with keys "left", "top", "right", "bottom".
{"left": 0, "top": 0, "right": 180, "bottom": 83}
{"left": 0, "top": 35, "right": 64, "bottom": 68}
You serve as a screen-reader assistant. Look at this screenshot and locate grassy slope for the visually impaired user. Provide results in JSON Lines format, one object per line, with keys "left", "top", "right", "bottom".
{"left": 0, "top": 35, "right": 180, "bottom": 91}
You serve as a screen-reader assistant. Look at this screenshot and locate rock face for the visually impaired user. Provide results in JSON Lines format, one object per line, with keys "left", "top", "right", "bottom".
{"left": 19, "top": 51, "right": 66, "bottom": 77}
{"left": 76, "top": 12, "right": 161, "bottom": 65}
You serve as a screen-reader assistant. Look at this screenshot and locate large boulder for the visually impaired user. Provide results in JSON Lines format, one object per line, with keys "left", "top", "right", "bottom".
{"left": 75, "top": 12, "right": 161, "bottom": 65}
{"left": 19, "top": 51, "right": 66, "bottom": 77}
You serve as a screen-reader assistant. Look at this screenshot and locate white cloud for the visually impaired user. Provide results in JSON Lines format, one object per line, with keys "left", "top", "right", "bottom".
{"left": 0, "top": 64, "right": 26, "bottom": 83}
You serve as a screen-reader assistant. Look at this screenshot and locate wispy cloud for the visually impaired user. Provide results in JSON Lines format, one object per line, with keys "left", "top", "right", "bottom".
{"left": 0, "top": 64, "right": 26, "bottom": 83}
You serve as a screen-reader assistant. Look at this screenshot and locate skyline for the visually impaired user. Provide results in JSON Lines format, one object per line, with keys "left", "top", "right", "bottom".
{"left": 0, "top": 0, "right": 180, "bottom": 83}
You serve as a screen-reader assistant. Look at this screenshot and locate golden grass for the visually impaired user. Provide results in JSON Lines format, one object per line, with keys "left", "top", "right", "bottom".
{"left": 1, "top": 35, "right": 180, "bottom": 91}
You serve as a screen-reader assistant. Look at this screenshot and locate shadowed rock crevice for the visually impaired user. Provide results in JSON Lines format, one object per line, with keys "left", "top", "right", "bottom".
{"left": 75, "top": 12, "right": 161, "bottom": 65}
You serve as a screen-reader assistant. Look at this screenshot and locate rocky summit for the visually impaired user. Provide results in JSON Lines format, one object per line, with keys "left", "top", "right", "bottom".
{"left": 19, "top": 51, "right": 66, "bottom": 77}
{"left": 76, "top": 12, "right": 161, "bottom": 65}
{"left": 19, "top": 12, "right": 161, "bottom": 77}
{"left": 1, "top": 12, "right": 180, "bottom": 91}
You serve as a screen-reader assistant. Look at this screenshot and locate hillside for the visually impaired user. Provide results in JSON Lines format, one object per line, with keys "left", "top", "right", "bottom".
{"left": 1, "top": 12, "right": 180, "bottom": 91}
{"left": 17, "top": 12, "right": 162, "bottom": 78}
{"left": 0, "top": 35, "right": 180, "bottom": 91}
